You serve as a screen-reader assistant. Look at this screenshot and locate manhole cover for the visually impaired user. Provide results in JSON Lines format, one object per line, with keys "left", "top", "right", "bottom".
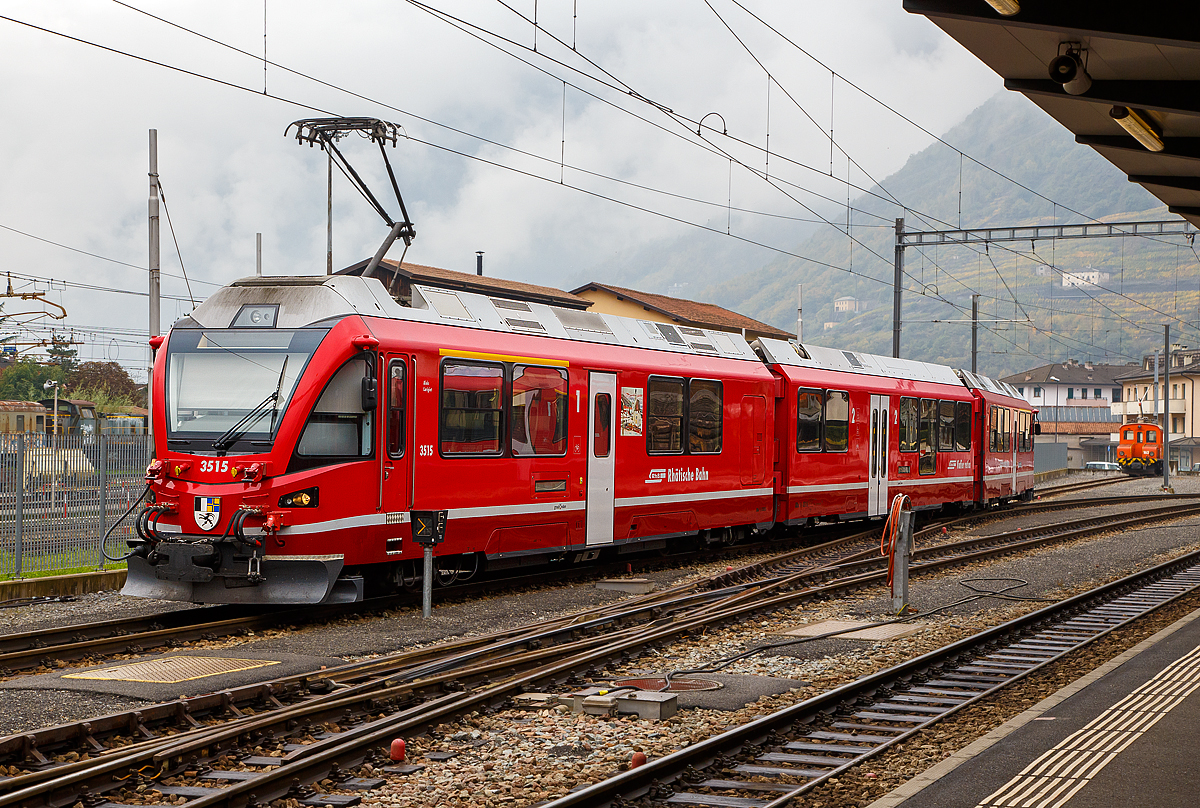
{"left": 612, "top": 676, "right": 722, "bottom": 692}
{"left": 63, "top": 656, "right": 280, "bottom": 683}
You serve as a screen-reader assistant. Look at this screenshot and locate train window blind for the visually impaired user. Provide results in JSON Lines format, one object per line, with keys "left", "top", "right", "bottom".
{"left": 938, "top": 401, "right": 955, "bottom": 451}
{"left": 647, "top": 376, "right": 685, "bottom": 453}
{"left": 918, "top": 398, "right": 936, "bottom": 475}
{"left": 797, "top": 388, "right": 823, "bottom": 452}
{"left": 511, "top": 365, "right": 568, "bottom": 457}
{"left": 297, "top": 355, "right": 375, "bottom": 459}
{"left": 955, "top": 402, "right": 972, "bottom": 451}
{"left": 688, "top": 380, "right": 723, "bottom": 453}
{"left": 825, "top": 390, "right": 849, "bottom": 452}
{"left": 440, "top": 361, "right": 504, "bottom": 455}
{"left": 387, "top": 359, "right": 406, "bottom": 458}
{"left": 898, "top": 397, "right": 918, "bottom": 452}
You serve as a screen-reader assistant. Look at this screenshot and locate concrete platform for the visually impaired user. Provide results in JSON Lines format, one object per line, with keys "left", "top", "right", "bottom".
{"left": 0, "top": 648, "right": 345, "bottom": 701}
{"left": 872, "top": 605, "right": 1200, "bottom": 808}
{"left": 610, "top": 672, "right": 807, "bottom": 712}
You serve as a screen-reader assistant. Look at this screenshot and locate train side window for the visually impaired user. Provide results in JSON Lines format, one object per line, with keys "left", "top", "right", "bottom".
{"left": 955, "top": 402, "right": 971, "bottom": 451}
{"left": 688, "top": 379, "right": 723, "bottom": 454}
{"left": 297, "top": 355, "right": 375, "bottom": 458}
{"left": 797, "top": 388, "right": 823, "bottom": 452}
{"left": 919, "top": 398, "right": 936, "bottom": 475}
{"left": 988, "top": 405, "right": 997, "bottom": 451}
{"left": 1003, "top": 408, "right": 1012, "bottom": 452}
{"left": 898, "top": 397, "right": 918, "bottom": 452}
{"left": 938, "top": 401, "right": 955, "bottom": 450}
{"left": 1146, "top": 430, "right": 1157, "bottom": 444}
{"left": 387, "top": 360, "right": 406, "bottom": 458}
{"left": 1123, "top": 429, "right": 1133, "bottom": 441}
{"left": 647, "top": 376, "right": 685, "bottom": 454}
{"left": 440, "top": 360, "right": 504, "bottom": 455}
{"left": 825, "top": 390, "right": 849, "bottom": 452}
{"left": 15, "top": 415, "right": 23, "bottom": 431}
{"left": 511, "top": 365, "right": 568, "bottom": 456}
{"left": 593, "top": 393, "right": 612, "bottom": 457}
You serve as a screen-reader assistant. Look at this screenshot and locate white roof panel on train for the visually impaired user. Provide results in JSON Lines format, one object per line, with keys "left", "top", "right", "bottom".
{"left": 755, "top": 338, "right": 965, "bottom": 387}
{"left": 957, "top": 369, "right": 1025, "bottom": 400}
{"left": 186, "top": 276, "right": 763, "bottom": 363}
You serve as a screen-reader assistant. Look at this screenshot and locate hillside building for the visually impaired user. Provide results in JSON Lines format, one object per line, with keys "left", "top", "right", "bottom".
{"left": 1001, "top": 360, "right": 1130, "bottom": 468}
{"left": 1111, "top": 345, "right": 1200, "bottom": 471}
{"left": 335, "top": 258, "right": 791, "bottom": 342}
{"left": 569, "top": 282, "right": 793, "bottom": 341}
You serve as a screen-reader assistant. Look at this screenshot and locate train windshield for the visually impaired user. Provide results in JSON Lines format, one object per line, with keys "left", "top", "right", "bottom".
{"left": 165, "top": 328, "right": 326, "bottom": 450}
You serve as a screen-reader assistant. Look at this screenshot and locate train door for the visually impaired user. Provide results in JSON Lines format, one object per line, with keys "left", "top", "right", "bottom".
{"left": 380, "top": 356, "right": 411, "bottom": 534}
{"left": 586, "top": 372, "right": 616, "bottom": 546}
{"left": 867, "top": 394, "right": 890, "bottom": 517}
{"left": 740, "top": 396, "right": 766, "bottom": 485}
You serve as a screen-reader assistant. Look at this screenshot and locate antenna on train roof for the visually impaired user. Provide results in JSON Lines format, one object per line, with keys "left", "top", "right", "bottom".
{"left": 286, "top": 117, "right": 416, "bottom": 278}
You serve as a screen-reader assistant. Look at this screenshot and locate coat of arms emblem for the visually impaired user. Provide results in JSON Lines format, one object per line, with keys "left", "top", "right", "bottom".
{"left": 194, "top": 496, "right": 221, "bottom": 531}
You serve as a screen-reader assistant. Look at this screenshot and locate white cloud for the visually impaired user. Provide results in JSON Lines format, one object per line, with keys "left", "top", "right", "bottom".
{"left": 0, "top": 0, "right": 1000, "bottom": 377}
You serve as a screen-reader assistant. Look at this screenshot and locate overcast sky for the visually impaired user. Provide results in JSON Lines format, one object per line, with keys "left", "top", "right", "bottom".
{"left": 0, "top": 1, "right": 1002, "bottom": 379}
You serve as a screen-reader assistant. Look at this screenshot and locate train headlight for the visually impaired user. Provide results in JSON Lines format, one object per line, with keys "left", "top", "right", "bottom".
{"left": 231, "top": 304, "right": 280, "bottom": 328}
{"left": 279, "top": 487, "right": 319, "bottom": 508}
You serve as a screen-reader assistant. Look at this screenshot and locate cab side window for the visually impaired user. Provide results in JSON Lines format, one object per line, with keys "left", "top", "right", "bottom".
{"left": 387, "top": 360, "right": 406, "bottom": 458}
{"left": 297, "top": 355, "right": 375, "bottom": 458}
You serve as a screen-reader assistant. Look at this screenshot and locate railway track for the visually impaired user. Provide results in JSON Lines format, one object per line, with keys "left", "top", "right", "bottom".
{"left": 546, "top": 551, "right": 1200, "bottom": 808}
{"left": 2, "top": 492, "right": 1196, "bottom": 678}
{"left": 1034, "top": 474, "right": 1131, "bottom": 497}
{"left": 3, "top": 498, "right": 1200, "bottom": 806}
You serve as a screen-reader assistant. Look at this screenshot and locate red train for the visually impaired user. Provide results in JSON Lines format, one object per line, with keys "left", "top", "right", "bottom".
{"left": 124, "top": 275, "right": 1036, "bottom": 604}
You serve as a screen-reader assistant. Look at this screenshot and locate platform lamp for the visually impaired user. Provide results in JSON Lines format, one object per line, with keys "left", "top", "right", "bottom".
{"left": 43, "top": 379, "right": 60, "bottom": 509}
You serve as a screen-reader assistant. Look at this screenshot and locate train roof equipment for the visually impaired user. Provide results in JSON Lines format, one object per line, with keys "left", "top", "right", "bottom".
{"left": 178, "top": 275, "right": 764, "bottom": 363}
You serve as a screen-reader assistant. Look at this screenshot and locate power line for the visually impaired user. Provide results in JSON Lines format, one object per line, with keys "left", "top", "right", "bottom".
{"left": 111, "top": 0, "right": 894, "bottom": 228}
{"left": 0, "top": 221, "right": 218, "bottom": 288}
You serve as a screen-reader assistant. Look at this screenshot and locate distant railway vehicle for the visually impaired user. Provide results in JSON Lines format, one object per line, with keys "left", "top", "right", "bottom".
{"left": 0, "top": 400, "right": 48, "bottom": 434}
{"left": 101, "top": 406, "right": 149, "bottom": 435}
{"left": 40, "top": 398, "right": 100, "bottom": 436}
{"left": 1117, "top": 420, "right": 1163, "bottom": 476}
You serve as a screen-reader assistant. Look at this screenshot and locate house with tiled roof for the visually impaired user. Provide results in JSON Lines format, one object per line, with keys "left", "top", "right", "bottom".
{"left": 1001, "top": 360, "right": 1132, "bottom": 469}
{"left": 337, "top": 258, "right": 591, "bottom": 310}
{"left": 568, "top": 282, "right": 793, "bottom": 342}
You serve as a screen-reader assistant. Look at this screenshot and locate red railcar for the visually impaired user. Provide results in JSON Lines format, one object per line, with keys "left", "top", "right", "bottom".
{"left": 125, "top": 275, "right": 1036, "bottom": 606}
{"left": 957, "top": 371, "right": 1036, "bottom": 504}
{"left": 127, "top": 277, "right": 775, "bottom": 604}
{"left": 755, "top": 339, "right": 1032, "bottom": 524}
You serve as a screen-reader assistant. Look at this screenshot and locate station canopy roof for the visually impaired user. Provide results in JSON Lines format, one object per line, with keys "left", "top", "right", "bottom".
{"left": 904, "top": 1, "right": 1200, "bottom": 228}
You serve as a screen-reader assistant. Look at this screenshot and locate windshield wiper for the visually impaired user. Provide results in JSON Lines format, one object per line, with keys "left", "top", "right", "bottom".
{"left": 212, "top": 358, "right": 290, "bottom": 452}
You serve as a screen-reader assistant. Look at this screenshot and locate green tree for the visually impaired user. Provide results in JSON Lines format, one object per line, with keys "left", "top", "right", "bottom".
{"left": 0, "top": 357, "right": 65, "bottom": 402}
{"left": 46, "top": 336, "right": 78, "bottom": 374}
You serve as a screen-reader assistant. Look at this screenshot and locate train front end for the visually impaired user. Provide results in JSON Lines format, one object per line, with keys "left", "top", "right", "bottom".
{"left": 123, "top": 276, "right": 398, "bottom": 605}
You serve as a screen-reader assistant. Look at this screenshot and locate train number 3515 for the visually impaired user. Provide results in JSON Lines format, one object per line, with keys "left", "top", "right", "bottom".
{"left": 419, "top": 445, "right": 435, "bottom": 457}
{"left": 199, "top": 459, "right": 230, "bottom": 473}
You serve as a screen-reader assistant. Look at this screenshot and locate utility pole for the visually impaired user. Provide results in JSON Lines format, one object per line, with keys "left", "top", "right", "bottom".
{"left": 326, "top": 148, "right": 333, "bottom": 275}
{"left": 892, "top": 217, "right": 904, "bottom": 358}
{"left": 1164, "top": 324, "right": 1171, "bottom": 489}
{"left": 148, "top": 130, "right": 160, "bottom": 457}
{"left": 971, "top": 294, "right": 979, "bottom": 374}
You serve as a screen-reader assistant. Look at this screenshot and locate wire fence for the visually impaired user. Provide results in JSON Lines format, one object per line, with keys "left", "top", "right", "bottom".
{"left": 0, "top": 433, "right": 150, "bottom": 580}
